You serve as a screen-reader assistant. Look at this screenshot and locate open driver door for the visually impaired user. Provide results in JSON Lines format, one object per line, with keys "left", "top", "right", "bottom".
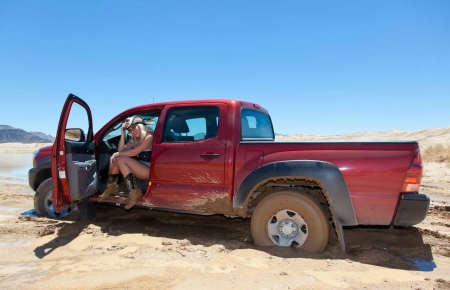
{"left": 51, "top": 94, "right": 98, "bottom": 214}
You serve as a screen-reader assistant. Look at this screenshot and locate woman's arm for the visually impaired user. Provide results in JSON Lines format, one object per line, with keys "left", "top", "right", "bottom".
{"left": 118, "top": 122, "right": 130, "bottom": 152}
{"left": 116, "top": 134, "right": 153, "bottom": 157}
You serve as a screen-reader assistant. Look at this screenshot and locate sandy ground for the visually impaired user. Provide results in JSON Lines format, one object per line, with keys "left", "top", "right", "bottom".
{"left": 0, "top": 141, "right": 449, "bottom": 289}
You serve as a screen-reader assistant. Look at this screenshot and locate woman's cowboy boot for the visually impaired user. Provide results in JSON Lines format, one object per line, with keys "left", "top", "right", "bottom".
{"left": 98, "top": 174, "right": 119, "bottom": 202}
{"left": 123, "top": 173, "right": 143, "bottom": 210}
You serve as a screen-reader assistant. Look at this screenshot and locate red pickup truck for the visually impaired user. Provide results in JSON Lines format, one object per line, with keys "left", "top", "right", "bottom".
{"left": 29, "top": 94, "right": 430, "bottom": 253}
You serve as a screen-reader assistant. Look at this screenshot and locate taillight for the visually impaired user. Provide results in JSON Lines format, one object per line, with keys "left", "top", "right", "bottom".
{"left": 401, "top": 152, "right": 423, "bottom": 192}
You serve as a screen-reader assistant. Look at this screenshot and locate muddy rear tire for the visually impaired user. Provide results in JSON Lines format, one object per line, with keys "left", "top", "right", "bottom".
{"left": 34, "top": 178, "right": 74, "bottom": 219}
{"left": 251, "top": 191, "right": 329, "bottom": 253}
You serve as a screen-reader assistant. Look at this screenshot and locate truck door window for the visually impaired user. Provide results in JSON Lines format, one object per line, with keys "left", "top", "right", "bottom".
{"left": 163, "top": 106, "right": 220, "bottom": 142}
{"left": 241, "top": 109, "right": 274, "bottom": 140}
{"left": 103, "top": 113, "right": 159, "bottom": 146}
{"left": 65, "top": 103, "right": 89, "bottom": 141}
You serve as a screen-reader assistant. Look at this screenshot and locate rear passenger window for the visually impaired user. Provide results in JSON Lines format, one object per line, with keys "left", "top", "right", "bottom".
{"left": 241, "top": 108, "right": 274, "bottom": 140}
{"left": 162, "top": 106, "right": 220, "bottom": 143}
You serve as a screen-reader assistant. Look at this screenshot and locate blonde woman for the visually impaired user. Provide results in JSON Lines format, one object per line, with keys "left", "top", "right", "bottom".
{"left": 98, "top": 115, "right": 153, "bottom": 209}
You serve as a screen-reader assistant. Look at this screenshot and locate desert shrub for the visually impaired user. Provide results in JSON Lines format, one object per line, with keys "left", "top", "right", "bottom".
{"left": 422, "top": 143, "right": 450, "bottom": 163}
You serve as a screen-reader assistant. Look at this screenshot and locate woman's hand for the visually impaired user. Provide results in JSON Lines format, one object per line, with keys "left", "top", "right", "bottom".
{"left": 110, "top": 152, "right": 119, "bottom": 167}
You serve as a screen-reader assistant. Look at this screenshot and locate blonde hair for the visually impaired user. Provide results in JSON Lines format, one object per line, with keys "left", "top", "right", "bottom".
{"left": 131, "top": 123, "right": 154, "bottom": 146}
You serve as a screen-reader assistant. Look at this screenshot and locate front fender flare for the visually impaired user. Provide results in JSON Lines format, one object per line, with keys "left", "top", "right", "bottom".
{"left": 28, "top": 156, "right": 51, "bottom": 190}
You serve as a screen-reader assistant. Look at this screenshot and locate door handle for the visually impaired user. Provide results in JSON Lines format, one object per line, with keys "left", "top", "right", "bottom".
{"left": 200, "top": 153, "right": 220, "bottom": 158}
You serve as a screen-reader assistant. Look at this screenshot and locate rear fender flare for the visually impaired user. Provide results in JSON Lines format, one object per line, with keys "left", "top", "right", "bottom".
{"left": 234, "top": 160, "right": 358, "bottom": 251}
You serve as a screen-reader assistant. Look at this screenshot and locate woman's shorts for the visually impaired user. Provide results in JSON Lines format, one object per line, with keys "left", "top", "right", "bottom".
{"left": 140, "top": 160, "right": 150, "bottom": 167}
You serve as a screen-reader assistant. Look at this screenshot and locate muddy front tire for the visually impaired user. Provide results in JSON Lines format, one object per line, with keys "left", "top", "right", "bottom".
{"left": 251, "top": 191, "right": 329, "bottom": 253}
{"left": 34, "top": 178, "right": 74, "bottom": 219}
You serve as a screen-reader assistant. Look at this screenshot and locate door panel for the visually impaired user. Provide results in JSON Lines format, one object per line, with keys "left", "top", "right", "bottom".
{"left": 51, "top": 94, "right": 95, "bottom": 212}
{"left": 65, "top": 142, "right": 97, "bottom": 201}
{"left": 151, "top": 104, "right": 231, "bottom": 214}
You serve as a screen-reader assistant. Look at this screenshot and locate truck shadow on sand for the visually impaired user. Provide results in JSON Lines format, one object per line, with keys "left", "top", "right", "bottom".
{"left": 33, "top": 204, "right": 436, "bottom": 271}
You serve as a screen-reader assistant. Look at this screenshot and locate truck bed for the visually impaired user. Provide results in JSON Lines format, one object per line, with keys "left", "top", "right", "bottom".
{"left": 235, "top": 140, "right": 420, "bottom": 225}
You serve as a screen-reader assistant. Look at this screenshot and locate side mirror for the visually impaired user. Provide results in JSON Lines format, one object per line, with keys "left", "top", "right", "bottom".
{"left": 65, "top": 128, "right": 86, "bottom": 142}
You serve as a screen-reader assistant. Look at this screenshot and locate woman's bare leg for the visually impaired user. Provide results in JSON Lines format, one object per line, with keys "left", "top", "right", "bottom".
{"left": 115, "top": 156, "right": 149, "bottom": 209}
{"left": 108, "top": 155, "right": 120, "bottom": 175}
{"left": 116, "top": 156, "right": 150, "bottom": 180}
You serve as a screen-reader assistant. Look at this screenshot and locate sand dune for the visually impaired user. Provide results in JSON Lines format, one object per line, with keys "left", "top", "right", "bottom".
{"left": 0, "top": 142, "right": 52, "bottom": 154}
{"left": 276, "top": 126, "right": 450, "bottom": 150}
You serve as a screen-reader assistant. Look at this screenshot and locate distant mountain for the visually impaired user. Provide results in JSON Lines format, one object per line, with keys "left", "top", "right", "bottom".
{"left": 0, "top": 125, "right": 54, "bottom": 143}
{"left": 29, "top": 132, "right": 55, "bottom": 142}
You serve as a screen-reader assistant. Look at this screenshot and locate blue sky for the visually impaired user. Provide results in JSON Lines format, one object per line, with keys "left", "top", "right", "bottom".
{"left": 0, "top": 0, "right": 449, "bottom": 136}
